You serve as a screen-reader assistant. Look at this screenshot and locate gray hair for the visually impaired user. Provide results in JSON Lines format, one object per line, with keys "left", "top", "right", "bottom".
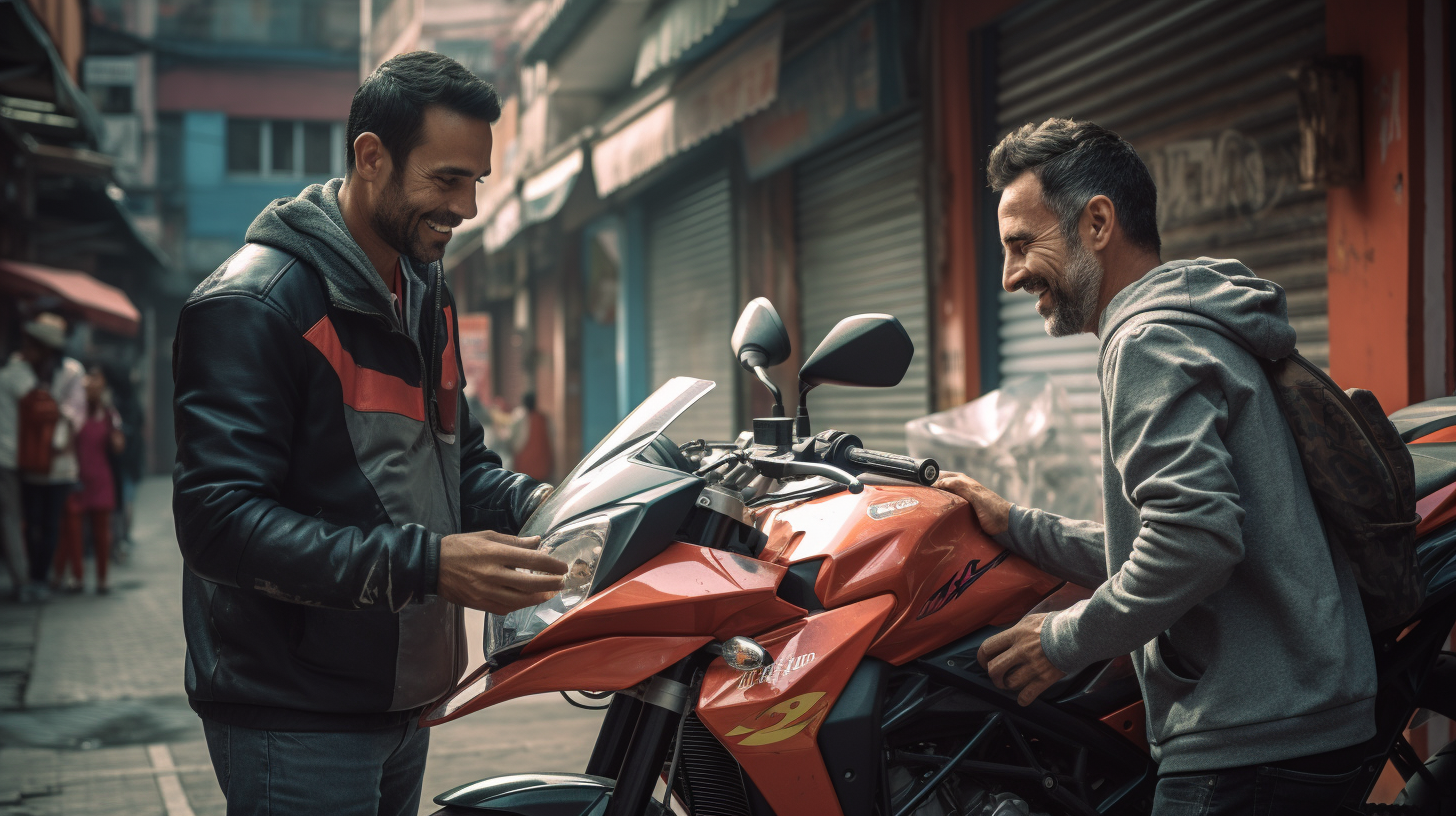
{"left": 988, "top": 118, "right": 1161, "bottom": 255}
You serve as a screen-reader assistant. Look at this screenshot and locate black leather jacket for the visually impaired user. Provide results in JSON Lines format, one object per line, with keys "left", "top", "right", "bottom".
{"left": 173, "top": 243, "right": 542, "bottom": 731}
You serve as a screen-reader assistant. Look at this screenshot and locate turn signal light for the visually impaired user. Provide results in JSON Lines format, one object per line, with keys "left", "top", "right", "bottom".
{"left": 721, "top": 636, "right": 771, "bottom": 672}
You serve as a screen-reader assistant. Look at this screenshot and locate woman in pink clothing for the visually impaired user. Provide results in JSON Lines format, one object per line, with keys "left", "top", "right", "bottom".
{"left": 55, "top": 367, "right": 123, "bottom": 593}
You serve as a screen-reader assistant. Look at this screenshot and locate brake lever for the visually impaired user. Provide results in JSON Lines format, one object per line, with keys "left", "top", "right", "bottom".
{"left": 749, "top": 456, "right": 863, "bottom": 494}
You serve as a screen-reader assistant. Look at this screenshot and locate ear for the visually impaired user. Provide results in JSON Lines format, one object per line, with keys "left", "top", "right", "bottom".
{"left": 1083, "top": 195, "right": 1116, "bottom": 252}
{"left": 352, "top": 132, "right": 391, "bottom": 183}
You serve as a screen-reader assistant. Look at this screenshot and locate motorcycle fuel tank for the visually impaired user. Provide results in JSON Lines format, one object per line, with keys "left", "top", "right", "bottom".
{"left": 751, "top": 482, "right": 1061, "bottom": 665}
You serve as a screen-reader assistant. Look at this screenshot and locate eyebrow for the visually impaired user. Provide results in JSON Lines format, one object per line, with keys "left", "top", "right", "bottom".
{"left": 432, "top": 165, "right": 488, "bottom": 179}
{"left": 1001, "top": 230, "right": 1034, "bottom": 248}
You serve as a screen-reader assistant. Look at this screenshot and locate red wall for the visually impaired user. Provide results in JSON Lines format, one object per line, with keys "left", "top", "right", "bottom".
{"left": 1326, "top": 0, "right": 1429, "bottom": 410}
{"left": 157, "top": 68, "right": 358, "bottom": 120}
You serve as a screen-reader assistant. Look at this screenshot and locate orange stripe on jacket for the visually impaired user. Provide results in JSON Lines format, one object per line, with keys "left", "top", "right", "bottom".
{"left": 438, "top": 305, "right": 458, "bottom": 433}
{"left": 303, "top": 315, "right": 426, "bottom": 422}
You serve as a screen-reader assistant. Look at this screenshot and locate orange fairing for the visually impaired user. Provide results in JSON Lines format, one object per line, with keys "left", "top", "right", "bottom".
{"left": 524, "top": 542, "right": 804, "bottom": 655}
{"left": 752, "top": 485, "right": 1060, "bottom": 665}
{"left": 697, "top": 595, "right": 896, "bottom": 816}
{"left": 420, "top": 635, "right": 710, "bottom": 727}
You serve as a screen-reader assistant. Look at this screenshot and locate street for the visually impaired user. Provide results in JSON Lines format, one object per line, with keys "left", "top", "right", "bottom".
{"left": 0, "top": 477, "right": 604, "bottom": 816}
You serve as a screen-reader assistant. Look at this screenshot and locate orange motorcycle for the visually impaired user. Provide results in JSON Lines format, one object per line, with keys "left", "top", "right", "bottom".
{"left": 423, "top": 298, "right": 1456, "bottom": 816}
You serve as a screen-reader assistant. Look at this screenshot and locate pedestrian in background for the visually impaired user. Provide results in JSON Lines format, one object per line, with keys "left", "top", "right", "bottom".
{"left": 109, "top": 374, "right": 144, "bottom": 564}
{"left": 0, "top": 343, "right": 36, "bottom": 601}
{"left": 53, "top": 366, "right": 122, "bottom": 594}
{"left": 512, "top": 392, "right": 553, "bottom": 482}
{"left": 17, "top": 314, "right": 86, "bottom": 598}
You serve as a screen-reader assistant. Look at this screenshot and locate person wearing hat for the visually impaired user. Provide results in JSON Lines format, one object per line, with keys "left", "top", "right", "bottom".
{"left": 14, "top": 313, "right": 87, "bottom": 598}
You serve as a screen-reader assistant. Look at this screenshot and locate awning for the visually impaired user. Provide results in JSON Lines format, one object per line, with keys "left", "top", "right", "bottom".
{"left": 484, "top": 197, "right": 524, "bottom": 254}
{"left": 0, "top": 259, "right": 141, "bottom": 337}
{"left": 522, "top": 148, "right": 583, "bottom": 225}
{"left": 593, "top": 13, "right": 782, "bottom": 197}
{"left": 522, "top": 0, "right": 611, "bottom": 65}
{"left": 632, "top": 0, "right": 778, "bottom": 87}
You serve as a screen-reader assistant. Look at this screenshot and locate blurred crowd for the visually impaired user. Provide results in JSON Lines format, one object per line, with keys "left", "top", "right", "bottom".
{"left": 0, "top": 313, "right": 144, "bottom": 603}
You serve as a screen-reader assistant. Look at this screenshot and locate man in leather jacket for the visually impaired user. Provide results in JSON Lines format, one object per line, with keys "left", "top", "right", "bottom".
{"left": 172, "top": 52, "right": 568, "bottom": 816}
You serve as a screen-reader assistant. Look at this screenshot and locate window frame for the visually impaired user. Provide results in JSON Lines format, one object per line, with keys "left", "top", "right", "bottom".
{"left": 226, "top": 118, "right": 345, "bottom": 180}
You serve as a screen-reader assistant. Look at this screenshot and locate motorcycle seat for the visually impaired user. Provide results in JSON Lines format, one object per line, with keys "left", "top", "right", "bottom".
{"left": 1412, "top": 442, "right": 1456, "bottom": 500}
{"left": 1392, "top": 396, "right": 1456, "bottom": 442}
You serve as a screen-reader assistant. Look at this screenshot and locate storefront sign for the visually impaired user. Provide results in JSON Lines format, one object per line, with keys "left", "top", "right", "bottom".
{"left": 457, "top": 313, "right": 493, "bottom": 401}
{"left": 739, "top": 2, "right": 901, "bottom": 179}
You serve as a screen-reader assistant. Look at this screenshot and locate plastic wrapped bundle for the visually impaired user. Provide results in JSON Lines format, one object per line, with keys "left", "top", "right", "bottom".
{"left": 905, "top": 375, "right": 1102, "bottom": 522}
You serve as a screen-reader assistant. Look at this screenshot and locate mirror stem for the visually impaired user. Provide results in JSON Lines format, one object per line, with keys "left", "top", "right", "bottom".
{"left": 753, "top": 366, "right": 784, "bottom": 417}
{"left": 794, "top": 387, "right": 811, "bottom": 438}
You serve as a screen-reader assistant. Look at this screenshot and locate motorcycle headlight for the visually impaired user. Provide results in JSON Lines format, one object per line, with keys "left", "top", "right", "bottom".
{"left": 486, "top": 515, "right": 610, "bottom": 660}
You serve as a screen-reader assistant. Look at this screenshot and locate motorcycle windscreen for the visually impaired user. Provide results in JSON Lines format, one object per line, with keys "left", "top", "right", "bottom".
{"left": 519, "top": 376, "right": 714, "bottom": 537}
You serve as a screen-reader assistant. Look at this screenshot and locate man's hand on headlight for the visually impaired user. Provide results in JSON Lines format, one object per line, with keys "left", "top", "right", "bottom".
{"left": 438, "top": 531, "right": 568, "bottom": 614}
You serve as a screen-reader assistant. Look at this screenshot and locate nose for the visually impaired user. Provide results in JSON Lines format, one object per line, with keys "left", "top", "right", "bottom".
{"left": 1002, "top": 253, "right": 1028, "bottom": 294}
{"left": 452, "top": 185, "right": 478, "bottom": 223}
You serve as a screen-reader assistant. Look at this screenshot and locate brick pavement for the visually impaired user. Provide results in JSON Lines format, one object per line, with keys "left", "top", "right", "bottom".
{"left": 0, "top": 477, "right": 604, "bottom": 816}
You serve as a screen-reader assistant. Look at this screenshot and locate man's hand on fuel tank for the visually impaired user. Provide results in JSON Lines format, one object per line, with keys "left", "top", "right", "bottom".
{"left": 438, "top": 531, "right": 568, "bottom": 614}
{"left": 934, "top": 472, "right": 1013, "bottom": 536}
{"left": 978, "top": 612, "right": 1067, "bottom": 706}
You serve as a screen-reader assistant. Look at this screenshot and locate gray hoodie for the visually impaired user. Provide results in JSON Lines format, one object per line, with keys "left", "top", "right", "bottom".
{"left": 245, "top": 178, "right": 427, "bottom": 337}
{"left": 996, "top": 258, "right": 1376, "bottom": 774}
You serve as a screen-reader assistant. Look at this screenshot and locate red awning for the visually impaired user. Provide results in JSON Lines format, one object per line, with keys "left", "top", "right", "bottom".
{"left": 0, "top": 259, "right": 141, "bottom": 337}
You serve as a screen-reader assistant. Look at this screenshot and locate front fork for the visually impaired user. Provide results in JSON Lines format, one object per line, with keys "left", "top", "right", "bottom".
{"left": 592, "top": 658, "right": 700, "bottom": 816}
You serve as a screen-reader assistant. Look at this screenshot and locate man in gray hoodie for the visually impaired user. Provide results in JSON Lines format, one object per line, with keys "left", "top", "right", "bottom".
{"left": 935, "top": 118, "right": 1376, "bottom": 814}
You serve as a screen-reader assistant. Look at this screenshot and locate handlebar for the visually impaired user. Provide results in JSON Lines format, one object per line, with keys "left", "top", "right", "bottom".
{"left": 844, "top": 446, "right": 940, "bottom": 486}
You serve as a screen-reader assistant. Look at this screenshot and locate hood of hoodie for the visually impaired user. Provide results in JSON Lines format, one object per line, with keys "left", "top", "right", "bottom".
{"left": 244, "top": 178, "right": 406, "bottom": 322}
{"left": 1097, "top": 257, "right": 1296, "bottom": 363}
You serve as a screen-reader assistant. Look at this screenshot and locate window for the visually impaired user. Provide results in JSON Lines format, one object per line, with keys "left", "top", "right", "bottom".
{"left": 226, "top": 118, "right": 344, "bottom": 178}
{"left": 227, "top": 118, "right": 263, "bottom": 173}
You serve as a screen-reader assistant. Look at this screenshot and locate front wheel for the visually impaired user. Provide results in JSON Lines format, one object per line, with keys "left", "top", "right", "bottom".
{"left": 1394, "top": 740, "right": 1456, "bottom": 815}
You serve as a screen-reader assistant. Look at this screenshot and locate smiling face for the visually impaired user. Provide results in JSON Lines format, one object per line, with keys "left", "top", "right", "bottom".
{"left": 370, "top": 105, "right": 493, "bottom": 264}
{"left": 997, "top": 172, "right": 1104, "bottom": 337}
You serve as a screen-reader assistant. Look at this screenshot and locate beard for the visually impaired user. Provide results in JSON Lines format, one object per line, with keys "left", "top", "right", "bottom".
{"left": 1023, "top": 239, "right": 1104, "bottom": 337}
{"left": 370, "top": 174, "right": 460, "bottom": 264}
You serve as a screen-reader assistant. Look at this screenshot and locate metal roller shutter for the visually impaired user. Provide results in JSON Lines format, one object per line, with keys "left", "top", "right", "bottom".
{"left": 796, "top": 116, "right": 930, "bottom": 454}
{"left": 995, "top": 0, "right": 1328, "bottom": 463}
{"left": 646, "top": 170, "right": 739, "bottom": 443}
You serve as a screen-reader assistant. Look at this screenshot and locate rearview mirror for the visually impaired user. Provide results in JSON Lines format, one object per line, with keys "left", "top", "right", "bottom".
{"left": 730, "top": 297, "right": 791, "bottom": 370}
{"left": 799, "top": 314, "right": 913, "bottom": 390}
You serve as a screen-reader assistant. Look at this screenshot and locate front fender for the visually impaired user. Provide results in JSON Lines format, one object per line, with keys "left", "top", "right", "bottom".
{"left": 430, "top": 772, "right": 612, "bottom": 815}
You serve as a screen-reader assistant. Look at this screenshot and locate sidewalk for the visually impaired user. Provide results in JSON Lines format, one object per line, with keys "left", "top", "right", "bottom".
{"left": 0, "top": 477, "right": 602, "bottom": 815}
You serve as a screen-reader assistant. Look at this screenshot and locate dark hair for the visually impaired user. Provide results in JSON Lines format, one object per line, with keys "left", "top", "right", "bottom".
{"left": 987, "top": 118, "right": 1161, "bottom": 255}
{"left": 521, "top": 392, "right": 537, "bottom": 411}
{"left": 346, "top": 50, "right": 503, "bottom": 174}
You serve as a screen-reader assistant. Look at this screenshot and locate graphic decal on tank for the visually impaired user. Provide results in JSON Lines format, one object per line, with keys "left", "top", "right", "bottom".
{"left": 867, "top": 497, "right": 919, "bottom": 520}
{"left": 736, "top": 652, "right": 816, "bottom": 690}
{"left": 724, "top": 692, "right": 828, "bottom": 746}
{"left": 916, "top": 551, "right": 1011, "bottom": 620}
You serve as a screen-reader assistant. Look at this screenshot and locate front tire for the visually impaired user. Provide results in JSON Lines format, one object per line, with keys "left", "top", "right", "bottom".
{"left": 1396, "top": 740, "right": 1456, "bottom": 815}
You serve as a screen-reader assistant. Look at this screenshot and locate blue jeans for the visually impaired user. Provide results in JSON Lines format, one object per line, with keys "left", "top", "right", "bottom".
{"left": 1153, "top": 763, "right": 1362, "bottom": 815}
{"left": 201, "top": 718, "right": 430, "bottom": 816}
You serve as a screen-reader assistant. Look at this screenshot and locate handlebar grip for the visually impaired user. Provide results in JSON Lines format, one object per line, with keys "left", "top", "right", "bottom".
{"left": 845, "top": 447, "right": 940, "bottom": 486}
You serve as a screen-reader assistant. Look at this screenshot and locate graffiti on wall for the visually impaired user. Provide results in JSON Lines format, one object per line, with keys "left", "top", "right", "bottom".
{"left": 1142, "top": 129, "right": 1289, "bottom": 227}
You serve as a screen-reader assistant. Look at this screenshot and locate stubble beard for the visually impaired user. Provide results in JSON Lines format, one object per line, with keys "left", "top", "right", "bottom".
{"left": 1042, "top": 240, "right": 1104, "bottom": 337}
{"left": 371, "top": 173, "right": 451, "bottom": 265}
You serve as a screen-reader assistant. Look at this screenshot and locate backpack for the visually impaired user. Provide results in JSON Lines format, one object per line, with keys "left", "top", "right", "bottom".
{"left": 1260, "top": 352, "right": 1423, "bottom": 633}
{"left": 17, "top": 387, "right": 61, "bottom": 477}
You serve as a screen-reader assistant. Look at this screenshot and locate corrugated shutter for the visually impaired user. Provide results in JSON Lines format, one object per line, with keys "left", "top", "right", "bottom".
{"left": 995, "top": 0, "right": 1328, "bottom": 463}
{"left": 646, "top": 170, "right": 738, "bottom": 442}
{"left": 796, "top": 115, "right": 930, "bottom": 453}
